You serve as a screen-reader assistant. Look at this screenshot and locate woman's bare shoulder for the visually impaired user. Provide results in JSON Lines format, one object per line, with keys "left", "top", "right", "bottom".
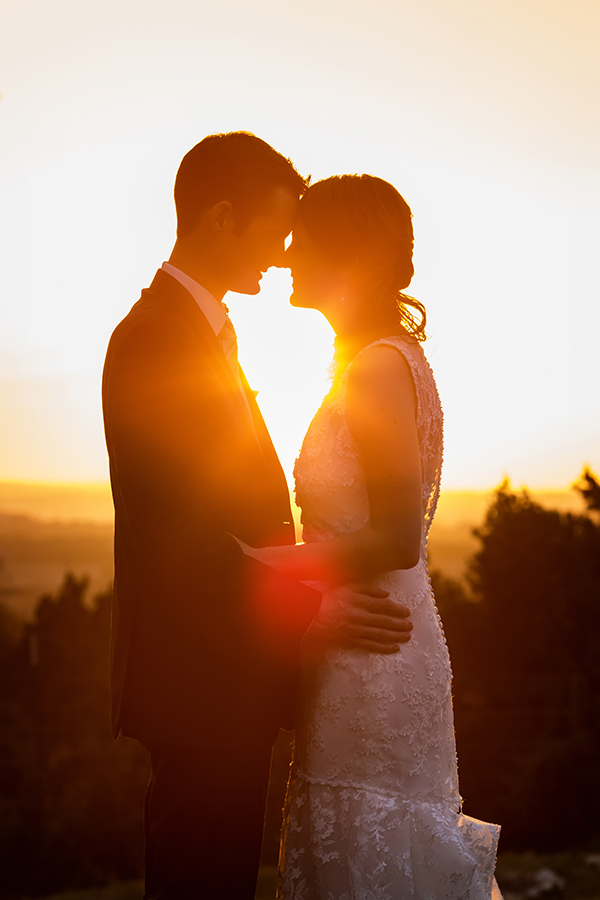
{"left": 348, "top": 342, "right": 414, "bottom": 391}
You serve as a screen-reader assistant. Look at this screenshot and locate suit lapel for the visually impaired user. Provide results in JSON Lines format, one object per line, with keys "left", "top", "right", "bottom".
{"left": 149, "top": 269, "right": 256, "bottom": 421}
{"left": 148, "top": 269, "right": 279, "bottom": 464}
{"left": 239, "top": 368, "right": 278, "bottom": 461}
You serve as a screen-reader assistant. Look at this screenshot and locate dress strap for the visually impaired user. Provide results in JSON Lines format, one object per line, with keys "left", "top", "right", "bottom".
{"left": 346, "top": 335, "right": 426, "bottom": 431}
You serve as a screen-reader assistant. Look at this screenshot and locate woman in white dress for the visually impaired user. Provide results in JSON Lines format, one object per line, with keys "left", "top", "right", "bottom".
{"left": 241, "top": 174, "right": 501, "bottom": 899}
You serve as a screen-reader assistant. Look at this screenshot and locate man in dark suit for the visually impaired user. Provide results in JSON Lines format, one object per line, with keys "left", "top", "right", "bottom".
{"left": 102, "top": 132, "right": 412, "bottom": 899}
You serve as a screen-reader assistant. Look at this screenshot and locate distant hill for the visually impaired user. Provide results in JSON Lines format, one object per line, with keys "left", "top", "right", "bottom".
{"left": 0, "top": 481, "right": 114, "bottom": 523}
{"left": 0, "top": 514, "right": 114, "bottom": 619}
{"left": 0, "top": 481, "right": 586, "bottom": 619}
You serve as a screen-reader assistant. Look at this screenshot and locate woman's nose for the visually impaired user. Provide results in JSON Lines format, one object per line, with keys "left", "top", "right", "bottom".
{"left": 269, "top": 244, "right": 290, "bottom": 269}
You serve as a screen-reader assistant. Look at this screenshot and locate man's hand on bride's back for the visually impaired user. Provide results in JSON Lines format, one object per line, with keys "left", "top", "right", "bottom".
{"left": 308, "top": 582, "right": 412, "bottom": 654}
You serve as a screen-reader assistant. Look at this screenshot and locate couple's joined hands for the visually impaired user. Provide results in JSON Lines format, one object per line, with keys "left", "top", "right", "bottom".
{"left": 233, "top": 534, "right": 413, "bottom": 654}
{"left": 308, "top": 582, "right": 412, "bottom": 655}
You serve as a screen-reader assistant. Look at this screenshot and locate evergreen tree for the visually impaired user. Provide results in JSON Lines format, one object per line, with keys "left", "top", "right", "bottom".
{"left": 0, "top": 576, "right": 149, "bottom": 898}
{"left": 574, "top": 466, "right": 600, "bottom": 513}
{"left": 435, "top": 481, "right": 600, "bottom": 849}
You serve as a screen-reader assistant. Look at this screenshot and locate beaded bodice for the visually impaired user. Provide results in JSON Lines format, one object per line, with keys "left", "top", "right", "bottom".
{"left": 294, "top": 334, "right": 444, "bottom": 557}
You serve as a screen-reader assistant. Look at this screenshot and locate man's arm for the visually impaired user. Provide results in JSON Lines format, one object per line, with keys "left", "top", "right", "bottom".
{"left": 105, "top": 314, "right": 412, "bottom": 657}
{"left": 104, "top": 312, "right": 322, "bottom": 656}
{"left": 310, "top": 582, "right": 413, "bottom": 654}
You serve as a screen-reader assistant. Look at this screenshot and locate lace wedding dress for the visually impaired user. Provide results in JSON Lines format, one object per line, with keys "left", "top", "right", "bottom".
{"left": 278, "top": 335, "right": 502, "bottom": 900}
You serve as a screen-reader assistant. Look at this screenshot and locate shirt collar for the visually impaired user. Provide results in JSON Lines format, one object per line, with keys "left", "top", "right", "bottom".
{"left": 161, "top": 262, "right": 227, "bottom": 335}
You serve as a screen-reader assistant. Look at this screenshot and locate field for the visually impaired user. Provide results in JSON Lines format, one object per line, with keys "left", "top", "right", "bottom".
{"left": 2, "top": 482, "right": 599, "bottom": 900}
{"left": 28, "top": 854, "right": 600, "bottom": 900}
{"left": 0, "top": 513, "right": 113, "bottom": 619}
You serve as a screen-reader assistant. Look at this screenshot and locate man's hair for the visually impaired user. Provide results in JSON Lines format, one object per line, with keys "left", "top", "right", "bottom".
{"left": 174, "top": 132, "right": 308, "bottom": 237}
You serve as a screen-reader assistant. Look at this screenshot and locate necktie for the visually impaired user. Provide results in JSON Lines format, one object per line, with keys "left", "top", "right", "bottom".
{"left": 219, "top": 311, "right": 239, "bottom": 379}
{"left": 219, "top": 306, "right": 260, "bottom": 438}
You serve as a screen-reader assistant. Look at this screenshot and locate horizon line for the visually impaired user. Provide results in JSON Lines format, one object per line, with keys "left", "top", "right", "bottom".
{"left": 0, "top": 478, "right": 583, "bottom": 494}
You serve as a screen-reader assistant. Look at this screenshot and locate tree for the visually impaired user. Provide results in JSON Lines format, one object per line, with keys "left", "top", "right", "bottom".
{"left": 0, "top": 576, "right": 149, "bottom": 898}
{"left": 0, "top": 573, "right": 299, "bottom": 896}
{"left": 434, "top": 481, "right": 600, "bottom": 849}
{"left": 574, "top": 466, "right": 600, "bottom": 513}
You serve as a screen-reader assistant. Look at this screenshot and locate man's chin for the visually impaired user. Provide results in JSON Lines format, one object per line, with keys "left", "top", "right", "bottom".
{"left": 230, "top": 280, "right": 262, "bottom": 296}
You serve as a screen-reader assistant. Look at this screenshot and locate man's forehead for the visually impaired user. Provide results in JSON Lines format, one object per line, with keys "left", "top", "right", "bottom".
{"left": 257, "top": 186, "right": 300, "bottom": 223}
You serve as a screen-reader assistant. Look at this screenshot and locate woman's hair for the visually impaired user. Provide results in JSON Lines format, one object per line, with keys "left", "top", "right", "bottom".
{"left": 297, "top": 174, "right": 427, "bottom": 341}
{"left": 174, "top": 132, "right": 308, "bottom": 237}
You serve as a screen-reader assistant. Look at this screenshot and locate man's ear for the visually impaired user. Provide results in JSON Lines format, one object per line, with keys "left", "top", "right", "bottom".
{"left": 208, "top": 200, "right": 234, "bottom": 234}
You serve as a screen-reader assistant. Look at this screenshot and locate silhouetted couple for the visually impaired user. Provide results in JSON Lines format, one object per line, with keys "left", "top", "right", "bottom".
{"left": 103, "top": 133, "right": 502, "bottom": 899}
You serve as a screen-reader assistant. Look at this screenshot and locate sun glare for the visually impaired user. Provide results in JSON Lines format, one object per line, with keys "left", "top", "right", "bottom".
{"left": 0, "top": 0, "right": 598, "bottom": 492}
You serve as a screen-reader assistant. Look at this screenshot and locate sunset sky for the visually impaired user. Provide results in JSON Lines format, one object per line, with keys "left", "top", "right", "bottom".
{"left": 1, "top": 0, "right": 598, "bottom": 491}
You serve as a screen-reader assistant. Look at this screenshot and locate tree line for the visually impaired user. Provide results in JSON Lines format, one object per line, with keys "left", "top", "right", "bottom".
{"left": 0, "top": 471, "right": 598, "bottom": 897}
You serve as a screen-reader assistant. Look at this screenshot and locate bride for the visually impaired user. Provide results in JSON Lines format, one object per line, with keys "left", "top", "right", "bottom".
{"left": 240, "top": 174, "right": 502, "bottom": 899}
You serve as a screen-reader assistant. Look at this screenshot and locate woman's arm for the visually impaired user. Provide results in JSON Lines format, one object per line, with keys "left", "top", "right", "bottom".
{"left": 243, "top": 345, "right": 423, "bottom": 584}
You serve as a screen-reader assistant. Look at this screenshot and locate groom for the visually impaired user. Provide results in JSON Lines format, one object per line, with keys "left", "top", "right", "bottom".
{"left": 102, "top": 132, "right": 413, "bottom": 899}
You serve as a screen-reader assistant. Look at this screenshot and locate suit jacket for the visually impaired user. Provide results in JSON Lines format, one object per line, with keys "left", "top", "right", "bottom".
{"left": 102, "top": 269, "right": 321, "bottom": 748}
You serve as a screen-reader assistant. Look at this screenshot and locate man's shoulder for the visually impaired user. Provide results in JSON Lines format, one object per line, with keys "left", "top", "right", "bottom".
{"left": 107, "top": 270, "right": 211, "bottom": 360}
{"left": 116, "top": 270, "right": 180, "bottom": 330}
{"left": 106, "top": 298, "right": 171, "bottom": 366}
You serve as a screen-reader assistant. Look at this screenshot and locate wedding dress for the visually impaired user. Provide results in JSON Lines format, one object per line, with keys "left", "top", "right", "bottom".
{"left": 278, "top": 335, "right": 502, "bottom": 900}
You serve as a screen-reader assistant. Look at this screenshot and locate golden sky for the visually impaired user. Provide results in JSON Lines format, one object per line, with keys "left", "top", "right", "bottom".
{"left": 0, "top": 0, "right": 599, "bottom": 488}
